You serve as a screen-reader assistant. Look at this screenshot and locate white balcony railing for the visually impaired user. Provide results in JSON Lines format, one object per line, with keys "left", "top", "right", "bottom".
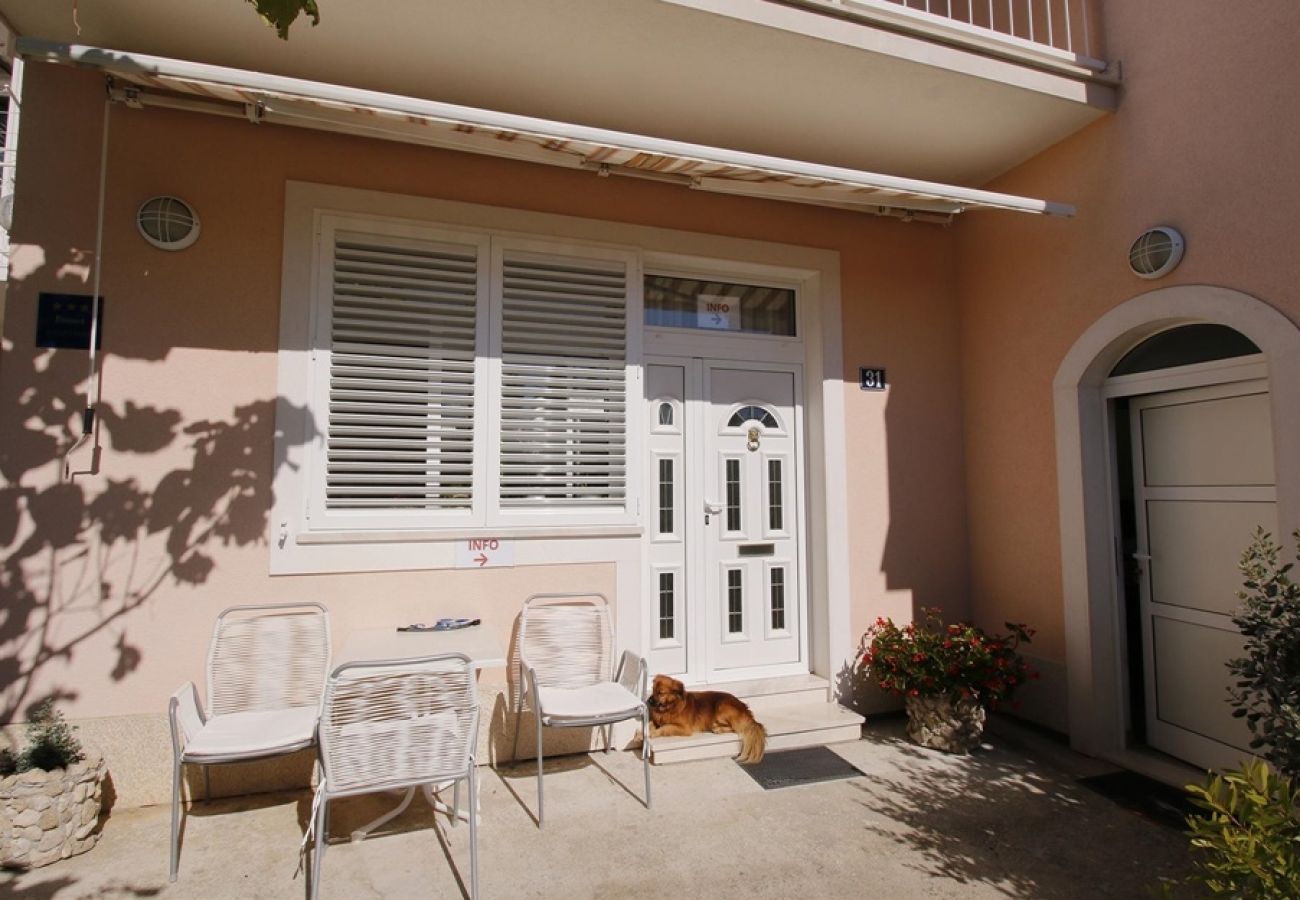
{"left": 807, "top": 0, "right": 1107, "bottom": 73}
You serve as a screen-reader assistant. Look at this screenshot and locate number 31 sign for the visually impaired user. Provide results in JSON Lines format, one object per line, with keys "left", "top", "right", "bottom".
{"left": 859, "top": 367, "right": 887, "bottom": 391}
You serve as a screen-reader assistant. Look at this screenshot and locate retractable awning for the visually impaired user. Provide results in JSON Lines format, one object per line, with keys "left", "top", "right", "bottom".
{"left": 19, "top": 39, "right": 1075, "bottom": 220}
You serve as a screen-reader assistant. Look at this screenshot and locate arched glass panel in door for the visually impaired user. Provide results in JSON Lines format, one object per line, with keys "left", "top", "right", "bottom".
{"left": 727, "top": 405, "right": 779, "bottom": 429}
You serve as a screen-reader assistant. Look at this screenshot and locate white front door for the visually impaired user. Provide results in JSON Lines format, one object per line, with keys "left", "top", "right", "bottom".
{"left": 704, "top": 365, "right": 803, "bottom": 675}
{"left": 645, "top": 357, "right": 807, "bottom": 682}
{"left": 1130, "top": 380, "right": 1275, "bottom": 771}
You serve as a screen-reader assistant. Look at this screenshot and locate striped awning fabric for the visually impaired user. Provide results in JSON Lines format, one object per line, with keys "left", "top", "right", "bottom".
{"left": 20, "top": 39, "right": 1075, "bottom": 219}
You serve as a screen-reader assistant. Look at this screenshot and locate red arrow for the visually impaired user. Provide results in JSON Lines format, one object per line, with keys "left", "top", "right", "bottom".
{"left": 475, "top": 553, "right": 489, "bottom": 567}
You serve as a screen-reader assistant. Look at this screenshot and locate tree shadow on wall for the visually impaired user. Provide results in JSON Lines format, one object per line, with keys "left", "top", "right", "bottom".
{"left": 0, "top": 342, "right": 315, "bottom": 723}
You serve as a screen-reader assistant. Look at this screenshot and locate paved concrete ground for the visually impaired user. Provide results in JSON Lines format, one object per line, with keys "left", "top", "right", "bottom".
{"left": 1, "top": 718, "right": 1196, "bottom": 899}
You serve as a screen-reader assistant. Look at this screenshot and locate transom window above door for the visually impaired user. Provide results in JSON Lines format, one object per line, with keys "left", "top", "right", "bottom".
{"left": 645, "top": 275, "right": 796, "bottom": 336}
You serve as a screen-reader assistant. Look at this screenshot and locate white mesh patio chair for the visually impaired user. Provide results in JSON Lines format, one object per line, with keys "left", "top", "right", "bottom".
{"left": 511, "top": 592, "right": 650, "bottom": 825}
{"left": 167, "top": 602, "right": 330, "bottom": 882}
{"left": 308, "top": 653, "right": 480, "bottom": 900}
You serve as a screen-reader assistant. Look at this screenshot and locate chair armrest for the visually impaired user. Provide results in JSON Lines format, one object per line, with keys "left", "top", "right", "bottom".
{"left": 168, "top": 682, "right": 205, "bottom": 759}
{"left": 614, "top": 650, "right": 648, "bottom": 699}
{"left": 522, "top": 665, "right": 541, "bottom": 713}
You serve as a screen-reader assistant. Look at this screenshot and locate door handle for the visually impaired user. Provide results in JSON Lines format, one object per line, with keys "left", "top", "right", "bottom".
{"left": 1131, "top": 552, "right": 1152, "bottom": 576}
{"left": 704, "top": 500, "right": 722, "bottom": 525}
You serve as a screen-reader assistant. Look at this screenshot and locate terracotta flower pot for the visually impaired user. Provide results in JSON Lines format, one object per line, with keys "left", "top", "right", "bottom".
{"left": 904, "top": 695, "right": 987, "bottom": 754}
{"left": 0, "top": 751, "right": 106, "bottom": 869}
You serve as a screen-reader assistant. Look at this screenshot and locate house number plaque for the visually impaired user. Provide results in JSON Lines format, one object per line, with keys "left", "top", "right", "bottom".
{"left": 859, "top": 367, "right": 887, "bottom": 391}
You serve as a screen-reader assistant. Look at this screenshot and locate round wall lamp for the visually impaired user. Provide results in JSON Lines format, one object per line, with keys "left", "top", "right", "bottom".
{"left": 136, "top": 196, "right": 201, "bottom": 251}
{"left": 1128, "top": 226, "right": 1184, "bottom": 279}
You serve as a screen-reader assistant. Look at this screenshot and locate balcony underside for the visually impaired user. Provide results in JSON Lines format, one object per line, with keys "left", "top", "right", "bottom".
{"left": 0, "top": 0, "right": 1114, "bottom": 186}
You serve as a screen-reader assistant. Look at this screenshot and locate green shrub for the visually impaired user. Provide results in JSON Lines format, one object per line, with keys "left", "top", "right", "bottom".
{"left": 1182, "top": 760, "right": 1300, "bottom": 899}
{"left": 0, "top": 700, "right": 85, "bottom": 776}
{"left": 1158, "top": 530, "right": 1300, "bottom": 899}
{"left": 1230, "top": 528, "right": 1300, "bottom": 779}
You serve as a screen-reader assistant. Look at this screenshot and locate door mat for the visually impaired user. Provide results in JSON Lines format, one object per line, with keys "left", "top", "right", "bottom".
{"left": 1077, "top": 770, "right": 1196, "bottom": 830}
{"left": 740, "top": 746, "right": 865, "bottom": 790}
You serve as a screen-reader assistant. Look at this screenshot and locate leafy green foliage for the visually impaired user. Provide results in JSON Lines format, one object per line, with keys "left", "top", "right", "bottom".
{"left": 0, "top": 700, "right": 85, "bottom": 776}
{"left": 1182, "top": 760, "right": 1300, "bottom": 898}
{"left": 862, "top": 607, "right": 1036, "bottom": 707}
{"left": 1230, "top": 528, "right": 1300, "bottom": 779}
{"left": 1160, "top": 530, "right": 1300, "bottom": 897}
{"left": 23, "top": 700, "right": 85, "bottom": 771}
{"left": 246, "top": 0, "right": 321, "bottom": 40}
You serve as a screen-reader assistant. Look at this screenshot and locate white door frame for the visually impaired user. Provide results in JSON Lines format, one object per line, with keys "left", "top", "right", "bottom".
{"left": 1053, "top": 285, "right": 1300, "bottom": 783}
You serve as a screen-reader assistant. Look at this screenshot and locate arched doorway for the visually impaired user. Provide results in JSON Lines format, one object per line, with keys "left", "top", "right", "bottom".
{"left": 1053, "top": 286, "right": 1300, "bottom": 781}
{"left": 1108, "top": 325, "right": 1269, "bottom": 771}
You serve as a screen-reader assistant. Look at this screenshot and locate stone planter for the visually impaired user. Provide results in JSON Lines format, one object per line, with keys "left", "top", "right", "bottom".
{"left": 0, "top": 752, "right": 106, "bottom": 869}
{"left": 904, "top": 695, "right": 987, "bottom": 754}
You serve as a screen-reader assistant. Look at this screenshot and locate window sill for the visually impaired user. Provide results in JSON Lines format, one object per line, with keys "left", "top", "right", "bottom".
{"left": 295, "top": 525, "right": 644, "bottom": 546}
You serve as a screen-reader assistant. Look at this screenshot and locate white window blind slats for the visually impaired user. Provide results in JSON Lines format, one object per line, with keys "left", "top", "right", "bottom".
{"left": 330, "top": 373, "right": 474, "bottom": 393}
{"left": 499, "top": 253, "right": 629, "bottom": 510}
{"left": 501, "top": 369, "right": 626, "bottom": 388}
{"left": 334, "top": 242, "right": 477, "bottom": 279}
{"left": 500, "top": 298, "right": 625, "bottom": 318}
{"left": 502, "top": 327, "right": 624, "bottom": 353}
{"left": 311, "top": 219, "right": 637, "bottom": 528}
{"left": 324, "top": 235, "right": 479, "bottom": 513}
{"left": 328, "top": 391, "right": 475, "bottom": 409}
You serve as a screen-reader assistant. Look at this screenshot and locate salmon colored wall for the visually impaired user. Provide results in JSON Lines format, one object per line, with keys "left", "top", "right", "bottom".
{"left": 0, "top": 62, "right": 968, "bottom": 725}
{"left": 956, "top": 3, "right": 1300, "bottom": 678}
{"left": 841, "top": 229, "right": 968, "bottom": 653}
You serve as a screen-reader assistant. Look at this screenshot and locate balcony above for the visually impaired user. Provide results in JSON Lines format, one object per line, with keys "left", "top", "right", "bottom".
{"left": 769, "top": 0, "right": 1109, "bottom": 76}
{"left": 0, "top": 0, "right": 1116, "bottom": 187}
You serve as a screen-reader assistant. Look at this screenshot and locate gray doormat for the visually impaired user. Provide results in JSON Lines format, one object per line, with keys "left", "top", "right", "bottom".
{"left": 1077, "top": 770, "right": 1195, "bottom": 830}
{"left": 740, "top": 746, "right": 865, "bottom": 790}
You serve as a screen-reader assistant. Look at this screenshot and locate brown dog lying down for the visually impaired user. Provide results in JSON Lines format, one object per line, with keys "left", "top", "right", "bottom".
{"left": 647, "top": 674, "right": 767, "bottom": 764}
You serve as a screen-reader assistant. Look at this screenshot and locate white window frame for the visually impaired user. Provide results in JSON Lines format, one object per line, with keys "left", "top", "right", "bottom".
{"left": 273, "top": 191, "right": 644, "bottom": 573}
{"left": 0, "top": 39, "right": 23, "bottom": 283}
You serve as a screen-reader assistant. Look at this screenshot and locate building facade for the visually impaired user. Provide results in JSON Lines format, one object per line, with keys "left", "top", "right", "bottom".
{"left": 0, "top": 0, "right": 1296, "bottom": 806}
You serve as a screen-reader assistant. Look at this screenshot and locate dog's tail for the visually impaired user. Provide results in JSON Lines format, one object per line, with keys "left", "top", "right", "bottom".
{"left": 736, "top": 716, "right": 767, "bottom": 765}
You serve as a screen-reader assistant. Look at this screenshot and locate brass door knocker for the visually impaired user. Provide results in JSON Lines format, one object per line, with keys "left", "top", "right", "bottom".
{"left": 746, "top": 427, "right": 761, "bottom": 452}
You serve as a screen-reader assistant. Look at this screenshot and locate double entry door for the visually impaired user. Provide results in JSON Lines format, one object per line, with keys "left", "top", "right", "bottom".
{"left": 646, "top": 357, "right": 807, "bottom": 683}
{"left": 1129, "top": 379, "right": 1275, "bottom": 771}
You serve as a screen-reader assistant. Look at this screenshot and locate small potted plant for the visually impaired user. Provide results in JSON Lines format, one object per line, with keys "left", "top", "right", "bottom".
{"left": 863, "top": 608, "right": 1036, "bottom": 753}
{"left": 0, "top": 701, "right": 107, "bottom": 869}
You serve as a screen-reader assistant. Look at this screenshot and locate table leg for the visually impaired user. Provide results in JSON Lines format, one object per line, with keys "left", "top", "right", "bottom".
{"left": 350, "top": 788, "right": 417, "bottom": 842}
{"left": 350, "top": 776, "right": 480, "bottom": 842}
{"left": 425, "top": 777, "right": 478, "bottom": 824}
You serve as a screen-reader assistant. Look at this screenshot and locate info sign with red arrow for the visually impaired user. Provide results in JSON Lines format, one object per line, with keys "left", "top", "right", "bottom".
{"left": 696, "top": 294, "right": 736, "bottom": 331}
{"left": 455, "top": 538, "right": 515, "bottom": 569}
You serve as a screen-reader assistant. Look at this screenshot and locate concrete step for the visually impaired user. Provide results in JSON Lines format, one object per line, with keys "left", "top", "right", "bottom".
{"left": 648, "top": 697, "right": 864, "bottom": 765}
{"left": 700, "top": 673, "right": 832, "bottom": 713}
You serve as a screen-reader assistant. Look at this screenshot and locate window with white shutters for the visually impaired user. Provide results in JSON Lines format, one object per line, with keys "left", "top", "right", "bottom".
{"left": 302, "top": 216, "right": 638, "bottom": 535}
{"left": 498, "top": 250, "right": 629, "bottom": 514}
{"left": 322, "top": 230, "right": 483, "bottom": 518}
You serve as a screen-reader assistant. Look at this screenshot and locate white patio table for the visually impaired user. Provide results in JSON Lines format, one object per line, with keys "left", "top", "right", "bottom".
{"left": 337, "top": 625, "right": 507, "bottom": 672}
{"left": 334, "top": 624, "right": 506, "bottom": 839}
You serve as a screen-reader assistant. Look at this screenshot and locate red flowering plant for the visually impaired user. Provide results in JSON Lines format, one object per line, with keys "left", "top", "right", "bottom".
{"left": 862, "top": 608, "right": 1037, "bottom": 708}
